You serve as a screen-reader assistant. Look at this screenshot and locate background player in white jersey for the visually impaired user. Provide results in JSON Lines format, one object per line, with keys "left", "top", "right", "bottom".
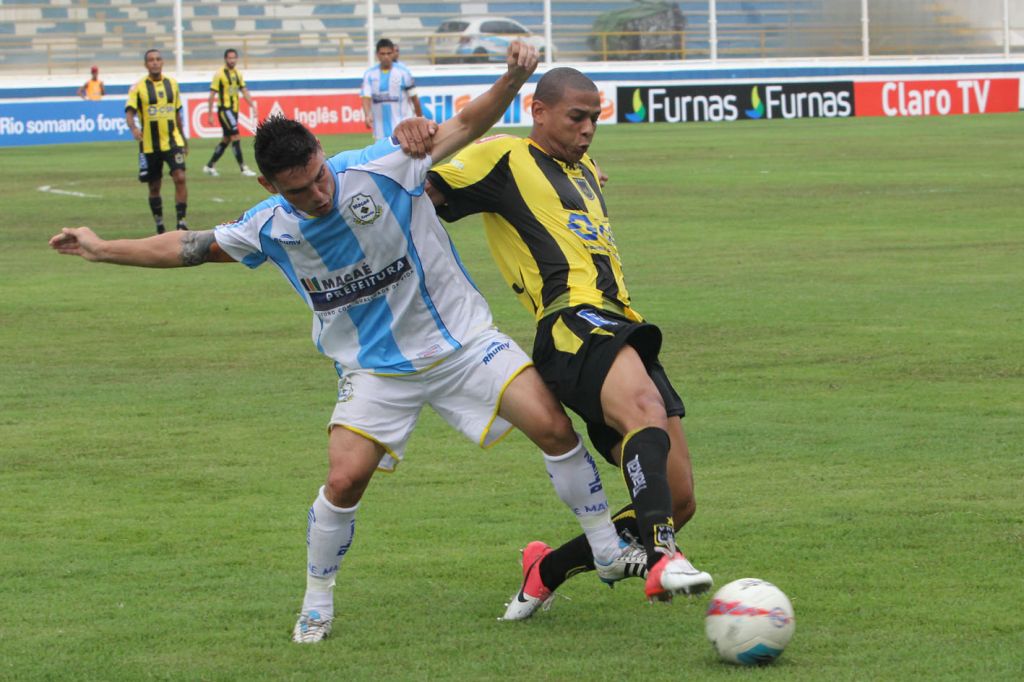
{"left": 49, "top": 43, "right": 636, "bottom": 645}
{"left": 361, "top": 38, "right": 422, "bottom": 140}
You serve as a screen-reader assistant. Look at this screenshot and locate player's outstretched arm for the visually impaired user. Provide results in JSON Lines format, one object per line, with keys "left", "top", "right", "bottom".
{"left": 49, "top": 228, "right": 234, "bottom": 268}
{"left": 429, "top": 41, "right": 538, "bottom": 161}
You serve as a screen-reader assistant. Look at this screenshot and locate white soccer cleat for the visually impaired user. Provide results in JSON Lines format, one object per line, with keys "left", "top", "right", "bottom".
{"left": 500, "top": 541, "right": 555, "bottom": 621}
{"left": 594, "top": 537, "right": 648, "bottom": 586}
{"left": 240, "top": 165, "right": 257, "bottom": 177}
{"left": 292, "top": 610, "right": 332, "bottom": 643}
{"left": 203, "top": 165, "right": 219, "bottom": 177}
{"left": 645, "top": 552, "right": 713, "bottom": 602}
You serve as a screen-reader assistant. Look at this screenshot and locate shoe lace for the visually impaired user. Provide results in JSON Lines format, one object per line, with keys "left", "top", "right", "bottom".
{"left": 617, "top": 539, "right": 647, "bottom": 565}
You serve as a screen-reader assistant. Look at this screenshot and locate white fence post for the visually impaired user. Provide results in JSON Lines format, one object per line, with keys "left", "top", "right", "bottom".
{"left": 174, "top": 0, "right": 184, "bottom": 76}
{"left": 709, "top": 0, "right": 718, "bottom": 61}
{"left": 543, "top": 0, "right": 553, "bottom": 64}
{"left": 861, "top": 0, "right": 870, "bottom": 60}
{"left": 367, "top": 0, "right": 376, "bottom": 65}
{"left": 1004, "top": 0, "right": 1011, "bottom": 58}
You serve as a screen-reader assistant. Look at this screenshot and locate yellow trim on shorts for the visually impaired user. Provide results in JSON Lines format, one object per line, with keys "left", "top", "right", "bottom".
{"left": 552, "top": 316, "right": 584, "bottom": 354}
{"left": 327, "top": 422, "right": 400, "bottom": 474}
{"left": 479, "top": 361, "right": 533, "bottom": 450}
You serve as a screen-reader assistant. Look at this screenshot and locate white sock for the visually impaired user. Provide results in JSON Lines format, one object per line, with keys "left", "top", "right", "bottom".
{"left": 543, "top": 435, "right": 620, "bottom": 564}
{"left": 302, "top": 486, "right": 358, "bottom": 618}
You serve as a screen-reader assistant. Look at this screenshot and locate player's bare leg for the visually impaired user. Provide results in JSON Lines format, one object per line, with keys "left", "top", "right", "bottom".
{"left": 531, "top": 346, "right": 711, "bottom": 603}
{"left": 664, "top": 416, "right": 696, "bottom": 528}
{"left": 498, "top": 368, "right": 620, "bottom": 562}
{"left": 599, "top": 346, "right": 710, "bottom": 599}
{"left": 294, "top": 427, "right": 382, "bottom": 643}
{"left": 496, "top": 367, "right": 623, "bottom": 620}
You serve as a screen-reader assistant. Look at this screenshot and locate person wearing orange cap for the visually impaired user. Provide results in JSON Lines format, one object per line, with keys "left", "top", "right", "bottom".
{"left": 78, "top": 66, "right": 105, "bottom": 100}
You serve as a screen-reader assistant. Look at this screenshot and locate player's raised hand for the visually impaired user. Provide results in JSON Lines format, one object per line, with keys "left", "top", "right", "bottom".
{"left": 505, "top": 40, "right": 539, "bottom": 85}
{"left": 49, "top": 227, "right": 102, "bottom": 261}
{"left": 394, "top": 117, "right": 439, "bottom": 158}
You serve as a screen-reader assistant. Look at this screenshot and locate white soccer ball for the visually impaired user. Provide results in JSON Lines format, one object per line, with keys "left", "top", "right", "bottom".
{"left": 705, "top": 578, "right": 795, "bottom": 665}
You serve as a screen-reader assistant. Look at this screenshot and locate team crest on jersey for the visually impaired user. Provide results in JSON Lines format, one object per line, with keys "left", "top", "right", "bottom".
{"left": 347, "top": 193, "right": 382, "bottom": 225}
{"left": 573, "top": 176, "right": 596, "bottom": 201}
{"left": 337, "top": 377, "right": 355, "bottom": 402}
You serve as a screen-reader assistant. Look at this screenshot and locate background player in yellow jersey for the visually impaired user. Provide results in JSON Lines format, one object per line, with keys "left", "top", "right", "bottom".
{"left": 203, "top": 48, "right": 258, "bottom": 178}
{"left": 425, "top": 67, "right": 713, "bottom": 617}
{"left": 77, "top": 65, "right": 104, "bottom": 100}
{"left": 126, "top": 49, "right": 188, "bottom": 233}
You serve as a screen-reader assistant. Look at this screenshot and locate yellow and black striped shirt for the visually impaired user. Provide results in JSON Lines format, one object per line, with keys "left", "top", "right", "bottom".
{"left": 428, "top": 135, "right": 639, "bottom": 322}
{"left": 210, "top": 66, "right": 246, "bottom": 113}
{"left": 126, "top": 76, "right": 184, "bottom": 153}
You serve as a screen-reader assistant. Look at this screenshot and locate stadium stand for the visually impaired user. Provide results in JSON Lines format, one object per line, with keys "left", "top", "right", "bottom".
{"left": 0, "top": 0, "right": 1013, "bottom": 74}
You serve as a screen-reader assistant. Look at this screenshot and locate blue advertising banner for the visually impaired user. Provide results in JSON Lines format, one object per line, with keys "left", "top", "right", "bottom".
{"left": 0, "top": 99, "right": 133, "bottom": 147}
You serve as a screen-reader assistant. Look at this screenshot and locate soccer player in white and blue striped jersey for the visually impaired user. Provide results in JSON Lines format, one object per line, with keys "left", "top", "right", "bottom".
{"left": 49, "top": 43, "right": 635, "bottom": 644}
{"left": 361, "top": 38, "right": 422, "bottom": 140}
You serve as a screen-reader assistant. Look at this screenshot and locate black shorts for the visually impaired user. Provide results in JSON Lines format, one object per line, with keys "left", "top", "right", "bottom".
{"left": 138, "top": 147, "right": 186, "bottom": 183}
{"left": 533, "top": 305, "right": 685, "bottom": 463}
{"left": 217, "top": 108, "right": 240, "bottom": 137}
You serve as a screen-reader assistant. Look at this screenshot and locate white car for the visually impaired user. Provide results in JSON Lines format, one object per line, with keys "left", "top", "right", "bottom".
{"left": 431, "top": 16, "right": 551, "bottom": 64}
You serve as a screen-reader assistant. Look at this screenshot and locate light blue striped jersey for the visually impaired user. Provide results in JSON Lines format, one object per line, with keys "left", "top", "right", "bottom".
{"left": 360, "top": 63, "right": 417, "bottom": 140}
{"left": 214, "top": 138, "right": 493, "bottom": 376}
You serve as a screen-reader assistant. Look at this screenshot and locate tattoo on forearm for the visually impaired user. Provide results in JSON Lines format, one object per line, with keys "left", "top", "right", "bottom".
{"left": 180, "top": 230, "right": 216, "bottom": 266}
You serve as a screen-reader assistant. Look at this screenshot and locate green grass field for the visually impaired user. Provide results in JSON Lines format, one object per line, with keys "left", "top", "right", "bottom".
{"left": 2, "top": 114, "right": 1022, "bottom": 680}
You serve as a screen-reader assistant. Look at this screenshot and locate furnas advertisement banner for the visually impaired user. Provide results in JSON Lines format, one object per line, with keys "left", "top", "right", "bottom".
{"left": 853, "top": 78, "right": 1019, "bottom": 117}
{"left": 616, "top": 82, "right": 854, "bottom": 124}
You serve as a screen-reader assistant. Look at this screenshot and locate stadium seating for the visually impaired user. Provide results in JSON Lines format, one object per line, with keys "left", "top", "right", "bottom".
{"left": 0, "top": 0, "right": 1008, "bottom": 74}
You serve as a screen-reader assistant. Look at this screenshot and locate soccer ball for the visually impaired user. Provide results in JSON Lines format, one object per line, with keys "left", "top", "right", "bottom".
{"left": 705, "top": 578, "right": 795, "bottom": 665}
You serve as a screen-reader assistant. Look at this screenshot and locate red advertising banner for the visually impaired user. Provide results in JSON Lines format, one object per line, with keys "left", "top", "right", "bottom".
{"left": 854, "top": 78, "right": 1019, "bottom": 117}
{"left": 187, "top": 92, "right": 365, "bottom": 138}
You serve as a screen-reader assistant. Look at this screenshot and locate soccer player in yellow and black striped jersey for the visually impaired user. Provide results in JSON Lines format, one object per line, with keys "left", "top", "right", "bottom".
{"left": 126, "top": 49, "right": 188, "bottom": 233}
{"left": 427, "top": 67, "right": 713, "bottom": 615}
{"left": 204, "top": 48, "right": 258, "bottom": 178}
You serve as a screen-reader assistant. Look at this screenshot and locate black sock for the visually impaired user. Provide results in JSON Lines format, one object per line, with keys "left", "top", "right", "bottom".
{"left": 175, "top": 202, "right": 187, "bottom": 229}
{"left": 149, "top": 196, "right": 163, "bottom": 231}
{"left": 231, "top": 140, "right": 244, "bottom": 165}
{"left": 208, "top": 143, "right": 227, "bottom": 166}
{"left": 538, "top": 505, "right": 642, "bottom": 592}
{"left": 620, "top": 427, "right": 675, "bottom": 569}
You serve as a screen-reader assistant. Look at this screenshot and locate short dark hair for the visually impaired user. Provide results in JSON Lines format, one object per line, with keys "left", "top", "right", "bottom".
{"left": 143, "top": 48, "right": 161, "bottom": 62}
{"left": 534, "top": 67, "right": 597, "bottom": 105}
{"left": 376, "top": 38, "right": 394, "bottom": 52}
{"left": 254, "top": 114, "right": 320, "bottom": 181}
{"left": 224, "top": 48, "right": 237, "bottom": 59}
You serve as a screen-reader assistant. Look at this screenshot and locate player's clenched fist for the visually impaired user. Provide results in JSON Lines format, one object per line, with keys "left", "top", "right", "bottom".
{"left": 505, "top": 41, "right": 539, "bottom": 83}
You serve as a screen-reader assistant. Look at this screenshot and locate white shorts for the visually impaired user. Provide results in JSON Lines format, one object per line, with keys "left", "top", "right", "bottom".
{"left": 329, "top": 327, "right": 532, "bottom": 472}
